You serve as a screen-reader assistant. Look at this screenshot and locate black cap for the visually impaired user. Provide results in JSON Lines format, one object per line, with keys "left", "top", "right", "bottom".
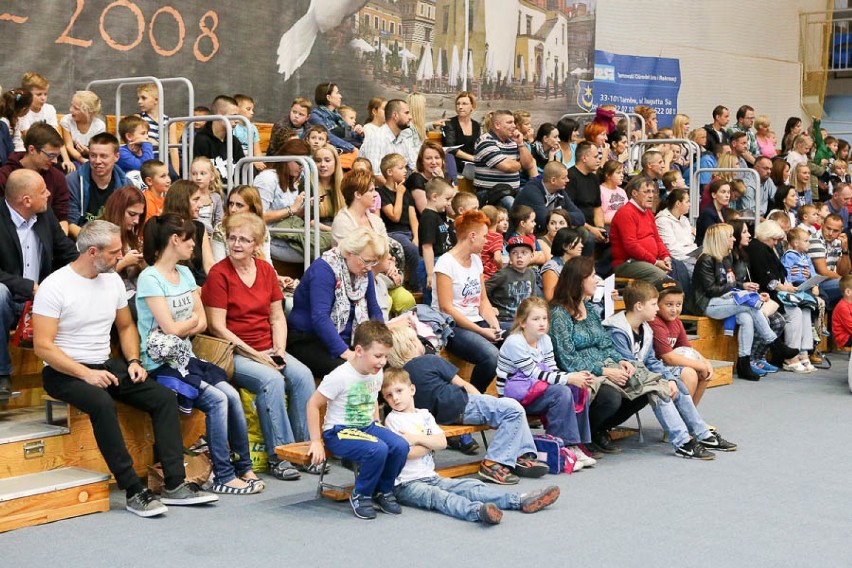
{"left": 656, "top": 277, "right": 682, "bottom": 295}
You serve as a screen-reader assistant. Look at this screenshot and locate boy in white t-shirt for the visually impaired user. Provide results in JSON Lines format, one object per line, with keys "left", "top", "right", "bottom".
{"left": 17, "top": 72, "right": 72, "bottom": 170}
{"left": 382, "top": 368, "right": 560, "bottom": 524}
{"left": 306, "top": 321, "right": 409, "bottom": 520}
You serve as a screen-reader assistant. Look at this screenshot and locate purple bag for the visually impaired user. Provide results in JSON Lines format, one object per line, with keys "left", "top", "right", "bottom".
{"left": 504, "top": 361, "right": 550, "bottom": 405}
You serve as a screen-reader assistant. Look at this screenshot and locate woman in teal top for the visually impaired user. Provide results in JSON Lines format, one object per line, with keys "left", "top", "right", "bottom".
{"left": 548, "top": 256, "right": 648, "bottom": 454}
{"left": 136, "top": 213, "right": 262, "bottom": 494}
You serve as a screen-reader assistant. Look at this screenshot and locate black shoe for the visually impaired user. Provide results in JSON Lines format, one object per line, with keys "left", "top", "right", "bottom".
{"left": 373, "top": 492, "right": 402, "bottom": 515}
{"left": 699, "top": 432, "right": 737, "bottom": 452}
{"left": 447, "top": 434, "right": 480, "bottom": 455}
{"left": 513, "top": 453, "right": 549, "bottom": 478}
{"left": 770, "top": 338, "right": 800, "bottom": 361}
{"left": 675, "top": 438, "right": 716, "bottom": 460}
{"left": 736, "top": 356, "right": 761, "bottom": 381}
{"left": 0, "top": 375, "right": 11, "bottom": 399}
{"left": 591, "top": 430, "right": 622, "bottom": 454}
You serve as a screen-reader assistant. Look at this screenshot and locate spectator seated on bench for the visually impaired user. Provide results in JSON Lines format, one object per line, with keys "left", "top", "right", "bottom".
{"left": 387, "top": 326, "right": 549, "bottom": 486}
{"left": 381, "top": 368, "right": 560, "bottom": 525}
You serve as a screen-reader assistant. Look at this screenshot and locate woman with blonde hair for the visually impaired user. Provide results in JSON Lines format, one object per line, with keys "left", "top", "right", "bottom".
{"left": 61, "top": 90, "right": 106, "bottom": 165}
{"left": 211, "top": 184, "right": 271, "bottom": 263}
{"left": 287, "top": 226, "right": 387, "bottom": 377}
{"left": 672, "top": 114, "right": 690, "bottom": 140}
{"left": 203, "top": 212, "right": 316, "bottom": 480}
{"left": 689, "top": 223, "right": 796, "bottom": 380}
{"left": 754, "top": 115, "right": 777, "bottom": 158}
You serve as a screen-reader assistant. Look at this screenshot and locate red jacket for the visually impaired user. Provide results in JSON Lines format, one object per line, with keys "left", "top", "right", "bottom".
{"left": 0, "top": 152, "right": 70, "bottom": 222}
{"left": 610, "top": 200, "right": 670, "bottom": 267}
{"left": 832, "top": 299, "right": 852, "bottom": 348}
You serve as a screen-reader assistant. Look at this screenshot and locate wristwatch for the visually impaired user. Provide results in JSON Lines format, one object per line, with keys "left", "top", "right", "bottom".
{"left": 127, "top": 358, "right": 142, "bottom": 366}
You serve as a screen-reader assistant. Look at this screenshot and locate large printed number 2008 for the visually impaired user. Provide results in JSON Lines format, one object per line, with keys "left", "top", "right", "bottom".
{"left": 56, "top": 0, "right": 218, "bottom": 62}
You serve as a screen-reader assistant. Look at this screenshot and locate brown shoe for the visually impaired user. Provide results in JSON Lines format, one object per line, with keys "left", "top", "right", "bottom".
{"left": 809, "top": 353, "right": 823, "bottom": 365}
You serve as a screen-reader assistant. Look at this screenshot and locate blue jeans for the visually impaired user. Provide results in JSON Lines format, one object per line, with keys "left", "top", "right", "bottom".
{"left": 650, "top": 378, "right": 710, "bottom": 449}
{"left": 416, "top": 257, "right": 432, "bottom": 305}
{"left": 705, "top": 297, "right": 776, "bottom": 356}
{"left": 819, "top": 278, "right": 841, "bottom": 308}
{"left": 194, "top": 379, "right": 253, "bottom": 484}
{"left": 0, "top": 283, "right": 26, "bottom": 376}
{"left": 232, "top": 352, "right": 315, "bottom": 458}
{"left": 476, "top": 189, "right": 514, "bottom": 210}
{"left": 394, "top": 476, "right": 520, "bottom": 522}
{"left": 322, "top": 421, "right": 408, "bottom": 496}
{"left": 523, "top": 383, "right": 591, "bottom": 445}
{"left": 446, "top": 321, "right": 499, "bottom": 392}
{"left": 389, "top": 231, "right": 421, "bottom": 292}
{"left": 462, "top": 394, "right": 536, "bottom": 467}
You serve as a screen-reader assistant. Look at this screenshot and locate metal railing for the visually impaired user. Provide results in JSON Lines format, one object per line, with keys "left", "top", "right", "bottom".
{"left": 170, "top": 115, "right": 254, "bottom": 191}
{"left": 235, "top": 156, "right": 321, "bottom": 270}
{"left": 86, "top": 77, "right": 194, "bottom": 167}
{"left": 692, "top": 167, "right": 762, "bottom": 230}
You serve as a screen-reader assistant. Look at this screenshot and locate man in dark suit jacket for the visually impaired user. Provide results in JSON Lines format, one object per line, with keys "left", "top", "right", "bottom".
{"left": 0, "top": 169, "right": 78, "bottom": 398}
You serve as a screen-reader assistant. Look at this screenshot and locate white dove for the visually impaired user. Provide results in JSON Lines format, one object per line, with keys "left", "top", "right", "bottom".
{"left": 276, "top": 0, "right": 369, "bottom": 80}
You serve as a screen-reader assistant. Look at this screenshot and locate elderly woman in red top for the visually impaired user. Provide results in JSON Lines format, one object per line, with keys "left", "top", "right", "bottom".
{"left": 610, "top": 176, "right": 691, "bottom": 294}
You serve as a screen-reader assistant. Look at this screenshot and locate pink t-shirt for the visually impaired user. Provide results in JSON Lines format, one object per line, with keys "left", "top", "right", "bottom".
{"left": 600, "top": 185, "right": 628, "bottom": 224}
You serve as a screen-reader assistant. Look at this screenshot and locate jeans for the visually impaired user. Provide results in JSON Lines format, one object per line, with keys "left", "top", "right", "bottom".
{"left": 705, "top": 297, "right": 776, "bottom": 356}
{"left": 416, "top": 258, "right": 432, "bottom": 306}
{"left": 194, "top": 379, "right": 253, "bottom": 484}
{"left": 232, "top": 352, "right": 315, "bottom": 458}
{"left": 649, "top": 378, "right": 710, "bottom": 449}
{"left": 446, "top": 321, "right": 500, "bottom": 392}
{"left": 0, "top": 283, "right": 26, "bottom": 376}
{"left": 394, "top": 476, "right": 520, "bottom": 522}
{"left": 476, "top": 189, "right": 514, "bottom": 210}
{"left": 783, "top": 306, "right": 814, "bottom": 353}
{"left": 523, "top": 383, "right": 591, "bottom": 445}
{"left": 751, "top": 312, "right": 785, "bottom": 360}
{"left": 819, "top": 278, "right": 841, "bottom": 308}
{"left": 389, "top": 231, "right": 421, "bottom": 292}
{"left": 42, "top": 358, "right": 185, "bottom": 491}
{"left": 462, "top": 394, "right": 536, "bottom": 466}
{"left": 322, "top": 421, "right": 408, "bottom": 496}
{"left": 269, "top": 239, "right": 304, "bottom": 263}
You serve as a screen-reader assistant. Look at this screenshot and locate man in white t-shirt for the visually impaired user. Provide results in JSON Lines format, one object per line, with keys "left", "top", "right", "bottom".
{"left": 33, "top": 220, "right": 217, "bottom": 518}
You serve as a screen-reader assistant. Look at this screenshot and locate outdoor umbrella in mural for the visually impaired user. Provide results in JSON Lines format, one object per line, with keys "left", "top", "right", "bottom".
{"left": 349, "top": 38, "right": 375, "bottom": 53}
{"left": 449, "top": 45, "right": 460, "bottom": 88}
{"left": 519, "top": 57, "right": 526, "bottom": 82}
{"left": 436, "top": 47, "right": 444, "bottom": 79}
{"left": 417, "top": 44, "right": 434, "bottom": 82}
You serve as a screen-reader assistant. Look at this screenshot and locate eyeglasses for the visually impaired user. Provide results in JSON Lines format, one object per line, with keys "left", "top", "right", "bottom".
{"left": 39, "top": 149, "right": 60, "bottom": 161}
{"left": 227, "top": 235, "right": 255, "bottom": 246}
{"left": 358, "top": 254, "right": 379, "bottom": 268}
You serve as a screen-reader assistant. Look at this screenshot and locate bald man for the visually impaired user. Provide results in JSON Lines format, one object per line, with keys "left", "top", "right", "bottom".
{"left": 0, "top": 169, "right": 77, "bottom": 398}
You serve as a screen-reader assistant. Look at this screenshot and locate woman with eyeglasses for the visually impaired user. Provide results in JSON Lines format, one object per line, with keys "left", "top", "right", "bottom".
{"left": 286, "top": 226, "right": 386, "bottom": 378}
{"left": 101, "top": 185, "right": 147, "bottom": 319}
{"left": 211, "top": 184, "right": 271, "bottom": 263}
{"left": 203, "top": 212, "right": 316, "bottom": 480}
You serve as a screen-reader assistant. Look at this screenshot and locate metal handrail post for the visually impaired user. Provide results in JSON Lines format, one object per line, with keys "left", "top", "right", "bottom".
{"left": 235, "top": 156, "right": 319, "bottom": 270}
{"left": 168, "top": 115, "right": 235, "bottom": 191}
{"left": 86, "top": 76, "right": 165, "bottom": 159}
{"left": 630, "top": 138, "right": 696, "bottom": 195}
{"left": 156, "top": 78, "right": 195, "bottom": 169}
{"left": 559, "top": 111, "right": 647, "bottom": 170}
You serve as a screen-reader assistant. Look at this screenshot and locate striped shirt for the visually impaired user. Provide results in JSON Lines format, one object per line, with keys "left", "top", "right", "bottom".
{"left": 808, "top": 231, "right": 841, "bottom": 271}
{"left": 139, "top": 111, "right": 169, "bottom": 143}
{"left": 496, "top": 333, "right": 570, "bottom": 396}
{"left": 473, "top": 131, "right": 520, "bottom": 193}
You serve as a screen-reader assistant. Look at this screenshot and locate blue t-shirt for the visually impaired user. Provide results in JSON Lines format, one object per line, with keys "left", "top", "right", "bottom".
{"left": 402, "top": 354, "right": 467, "bottom": 424}
{"left": 135, "top": 265, "right": 197, "bottom": 370}
{"left": 233, "top": 123, "right": 259, "bottom": 155}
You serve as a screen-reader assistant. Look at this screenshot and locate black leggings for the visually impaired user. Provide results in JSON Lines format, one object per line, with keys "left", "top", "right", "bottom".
{"left": 588, "top": 384, "right": 649, "bottom": 434}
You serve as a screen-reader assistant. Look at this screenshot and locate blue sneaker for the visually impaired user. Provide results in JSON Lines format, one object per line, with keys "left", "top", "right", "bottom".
{"left": 754, "top": 360, "right": 779, "bottom": 373}
{"left": 749, "top": 362, "right": 768, "bottom": 377}
{"left": 349, "top": 492, "right": 376, "bottom": 520}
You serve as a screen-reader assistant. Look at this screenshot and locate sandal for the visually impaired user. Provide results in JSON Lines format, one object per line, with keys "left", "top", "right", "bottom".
{"left": 269, "top": 460, "right": 301, "bottom": 480}
{"left": 211, "top": 480, "right": 264, "bottom": 495}
{"left": 295, "top": 461, "right": 330, "bottom": 475}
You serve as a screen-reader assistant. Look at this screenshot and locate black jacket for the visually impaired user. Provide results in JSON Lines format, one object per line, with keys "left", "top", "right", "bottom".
{"left": 689, "top": 254, "right": 741, "bottom": 315}
{"left": 442, "top": 116, "right": 481, "bottom": 171}
{"left": 514, "top": 177, "right": 585, "bottom": 234}
{"left": 0, "top": 201, "right": 78, "bottom": 302}
{"left": 746, "top": 239, "right": 788, "bottom": 308}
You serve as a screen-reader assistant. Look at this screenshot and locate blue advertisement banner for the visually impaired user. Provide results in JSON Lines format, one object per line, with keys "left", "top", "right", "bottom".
{"left": 592, "top": 50, "right": 681, "bottom": 127}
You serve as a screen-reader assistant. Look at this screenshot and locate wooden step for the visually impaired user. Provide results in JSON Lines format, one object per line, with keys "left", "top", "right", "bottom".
{"left": 708, "top": 359, "right": 733, "bottom": 388}
{"left": 0, "top": 467, "right": 110, "bottom": 533}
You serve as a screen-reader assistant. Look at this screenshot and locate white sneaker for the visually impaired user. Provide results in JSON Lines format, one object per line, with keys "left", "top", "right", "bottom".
{"left": 782, "top": 361, "right": 809, "bottom": 373}
{"left": 570, "top": 445, "right": 597, "bottom": 468}
{"left": 801, "top": 360, "right": 816, "bottom": 373}
{"left": 565, "top": 448, "right": 584, "bottom": 471}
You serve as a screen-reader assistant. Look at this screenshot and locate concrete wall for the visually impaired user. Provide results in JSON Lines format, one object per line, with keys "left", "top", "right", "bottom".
{"left": 595, "top": 0, "right": 829, "bottom": 132}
